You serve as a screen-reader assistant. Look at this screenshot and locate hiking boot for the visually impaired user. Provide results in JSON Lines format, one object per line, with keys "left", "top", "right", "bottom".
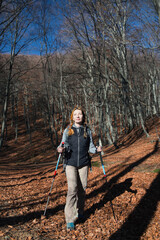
{"left": 67, "top": 222, "right": 75, "bottom": 230}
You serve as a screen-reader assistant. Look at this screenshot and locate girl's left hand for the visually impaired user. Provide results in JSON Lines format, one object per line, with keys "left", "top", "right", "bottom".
{"left": 96, "top": 146, "right": 102, "bottom": 152}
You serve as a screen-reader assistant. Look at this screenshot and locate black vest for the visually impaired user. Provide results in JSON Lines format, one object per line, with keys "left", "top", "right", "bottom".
{"left": 66, "top": 126, "right": 90, "bottom": 167}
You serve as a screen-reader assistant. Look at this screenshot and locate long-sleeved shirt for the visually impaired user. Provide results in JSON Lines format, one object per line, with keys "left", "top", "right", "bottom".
{"left": 58, "top": 124, "right": 97, "bottom": 154}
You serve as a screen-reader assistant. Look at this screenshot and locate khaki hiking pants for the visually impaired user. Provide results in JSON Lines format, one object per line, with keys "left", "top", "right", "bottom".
{"left": 65, "top": 165, "right": 89, "bottom": 223}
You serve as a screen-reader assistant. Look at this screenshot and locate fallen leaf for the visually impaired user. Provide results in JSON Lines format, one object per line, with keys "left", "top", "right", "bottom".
{"left": 41, "top": 215, "right": 46, "bottom": 221}
{"left": 26, "top": 236, "right": 32, "bottom": 240}
{"left": 32, "top": 219, "right": 37, "bottom": 224}
{"left": 0, "top": 231, "right": 4, "bottom": 237}
{"left": 7, "top": 225, "right": 13, "bottom": 228}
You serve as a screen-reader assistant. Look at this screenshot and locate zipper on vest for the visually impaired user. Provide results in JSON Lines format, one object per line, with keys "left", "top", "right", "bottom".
{"left": 77, "top": 129, "right": 80, "bottom": 167}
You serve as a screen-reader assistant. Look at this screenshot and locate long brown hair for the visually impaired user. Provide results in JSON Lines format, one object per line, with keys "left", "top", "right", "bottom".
{"left": 68, "top": 106, "right": 87, "bottom": 137}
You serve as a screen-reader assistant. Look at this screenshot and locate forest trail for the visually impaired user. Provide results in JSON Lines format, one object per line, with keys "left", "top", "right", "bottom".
{"left": 0, "top": 118, "right": 160, "bottom": 239}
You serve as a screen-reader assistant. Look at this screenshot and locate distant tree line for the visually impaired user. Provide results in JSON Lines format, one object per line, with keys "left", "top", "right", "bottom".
{"left": 0, "top": 0, "right": 159, "bottom": 149}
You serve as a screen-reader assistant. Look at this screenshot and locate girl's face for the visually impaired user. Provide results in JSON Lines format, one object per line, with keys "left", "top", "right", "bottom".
{"left": 73, "top": 109, "right": 83, "bottom": 125}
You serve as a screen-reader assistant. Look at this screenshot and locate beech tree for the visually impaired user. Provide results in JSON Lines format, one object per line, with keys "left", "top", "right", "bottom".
{"left": 35, "top": 0, "right": 62, "bottom": 146}
{"left": 57, "top": 0, "right": 160, "bottom": 145}
{"left": 0, "top": 0, "right": 36, "bottom": 148}
{"left": 0, "top": 0, "right": 159, "bottom": 148}
{"left": 152, "top": 0, "right": 160, "bottom": 23}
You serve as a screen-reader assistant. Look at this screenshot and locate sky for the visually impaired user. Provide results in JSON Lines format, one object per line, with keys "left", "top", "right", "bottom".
{"left": 0, "top": 0, "right": 159, "bottom": 56}
{"left": 0, "top": 0, "right": 64, "bottom": 56}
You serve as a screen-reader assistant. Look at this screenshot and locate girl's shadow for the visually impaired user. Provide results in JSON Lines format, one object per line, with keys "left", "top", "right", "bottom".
{"left": 78, "top": 178, "right": 137, "bottom": 223}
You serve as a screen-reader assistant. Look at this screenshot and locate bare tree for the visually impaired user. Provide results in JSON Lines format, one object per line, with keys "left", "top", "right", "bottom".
{"left": 57, "top": 0, "right": 159, "bottom": 144}
{"left": 35, "top": 0, "right": 61, "bottom": 146}
{"left": 1, "top": 0, "right": 159, "bottom": 149}
{"left": 152, "top": 0, "right": 160, "bottom": 23}
{"left": 0, "top": 0, "right": 36, "bottom": 148}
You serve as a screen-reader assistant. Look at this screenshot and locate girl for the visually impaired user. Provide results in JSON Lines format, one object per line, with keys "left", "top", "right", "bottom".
{"left": 57, "top": 106, "right": 102, "bottom": 230}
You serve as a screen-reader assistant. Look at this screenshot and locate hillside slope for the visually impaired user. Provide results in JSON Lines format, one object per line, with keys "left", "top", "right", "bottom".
{"left": 0, "top": 118, "right": 160, "bottom": 239}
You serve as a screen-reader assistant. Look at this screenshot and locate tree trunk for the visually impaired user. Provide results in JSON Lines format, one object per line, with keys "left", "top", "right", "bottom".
{"left": 0, "top": 57, "right": 14, "bottom": 148}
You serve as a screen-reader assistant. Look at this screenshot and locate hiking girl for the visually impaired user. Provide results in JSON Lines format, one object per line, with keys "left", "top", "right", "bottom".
{"left": 57, "top": 106, "right": 102, "bottom": 230}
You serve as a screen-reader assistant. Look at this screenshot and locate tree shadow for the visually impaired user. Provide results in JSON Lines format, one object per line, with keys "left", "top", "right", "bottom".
{"left": 0, "top": 203, "right": 65, "bottom": 227}
{"left": 103, "top": 156, "right": 132, "bottom": 179}
{"left": 0, "top": 168, "right": 66, "bottom": 226}
{"left": 86, "top": 140, "right": 158, "bottom": 200}
{"left": 102, "top": 128, "right": 145, "bottom": 157}
{"left": 84, "top": 140, "right": 159, "bottom": 224}
{"left": 0, "top": 164, "right": 65, "bottom": 187}
{"left": 0, "top": 169, "right": 66, "bottom": 188}
{"left": 109, "top": 172, "right": 160, "bottom": 240}
{"left": 87, "top": 157, "right": 132, "bottom": 192}
{"left": 0, "top": 189, "right": 66, "bottom": 212}
{"left": 0, "top": 136, "right": 58, "bottom": 170}
{"left": 0, "top": 141, "right": 158, "bottom": 230}
{"left": 109, "top": 140, "right": 159, "bottom": 187}
{"left": 84, "top": 178, "right": 137, "bottom": 221}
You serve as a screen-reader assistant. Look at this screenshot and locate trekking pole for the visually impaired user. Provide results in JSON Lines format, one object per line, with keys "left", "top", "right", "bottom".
{"left": 97, "top": 138, "right": 117, "bottom": 222}
{"left": 43, "top": 142, "right": 64, "bottom": 216}
{"left": 98, "top": 138, "right": 106, "bottom": 179}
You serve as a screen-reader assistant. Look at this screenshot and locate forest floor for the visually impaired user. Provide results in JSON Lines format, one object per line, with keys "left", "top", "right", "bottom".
{"left": 0, "top": 118, "right": 160, "bottom": 240}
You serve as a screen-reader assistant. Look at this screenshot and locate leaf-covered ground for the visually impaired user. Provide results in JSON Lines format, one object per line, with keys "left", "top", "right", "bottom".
{"left": 0, "top": 119, "right": 160, "bottom": 240}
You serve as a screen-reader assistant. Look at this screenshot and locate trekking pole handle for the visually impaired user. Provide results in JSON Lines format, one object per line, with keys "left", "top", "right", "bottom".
{"left": 54, "top": 142, "right": 65, "bottom": 177}
{"left": 97, "top": 141, "right": 107, "bottom": 179}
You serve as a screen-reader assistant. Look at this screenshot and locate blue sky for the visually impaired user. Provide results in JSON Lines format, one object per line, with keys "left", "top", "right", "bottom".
{"left": 0, "top": 0, "right": 159, "bottom": 56}
{"left": 0, "top": 0, "right": 64, "bottom": 55}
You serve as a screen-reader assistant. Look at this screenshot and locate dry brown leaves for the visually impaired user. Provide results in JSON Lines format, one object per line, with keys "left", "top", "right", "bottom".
{"left": 0, "top": 119, "right": 160, "bottom": 239}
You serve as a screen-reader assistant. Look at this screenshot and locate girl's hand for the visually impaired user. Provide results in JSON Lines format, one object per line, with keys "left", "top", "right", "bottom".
{"left": 57, "top": 147, "right": 65, "bottom": 153}
{"left": 96, "top": 146, "right": 102, "bottom": 152}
